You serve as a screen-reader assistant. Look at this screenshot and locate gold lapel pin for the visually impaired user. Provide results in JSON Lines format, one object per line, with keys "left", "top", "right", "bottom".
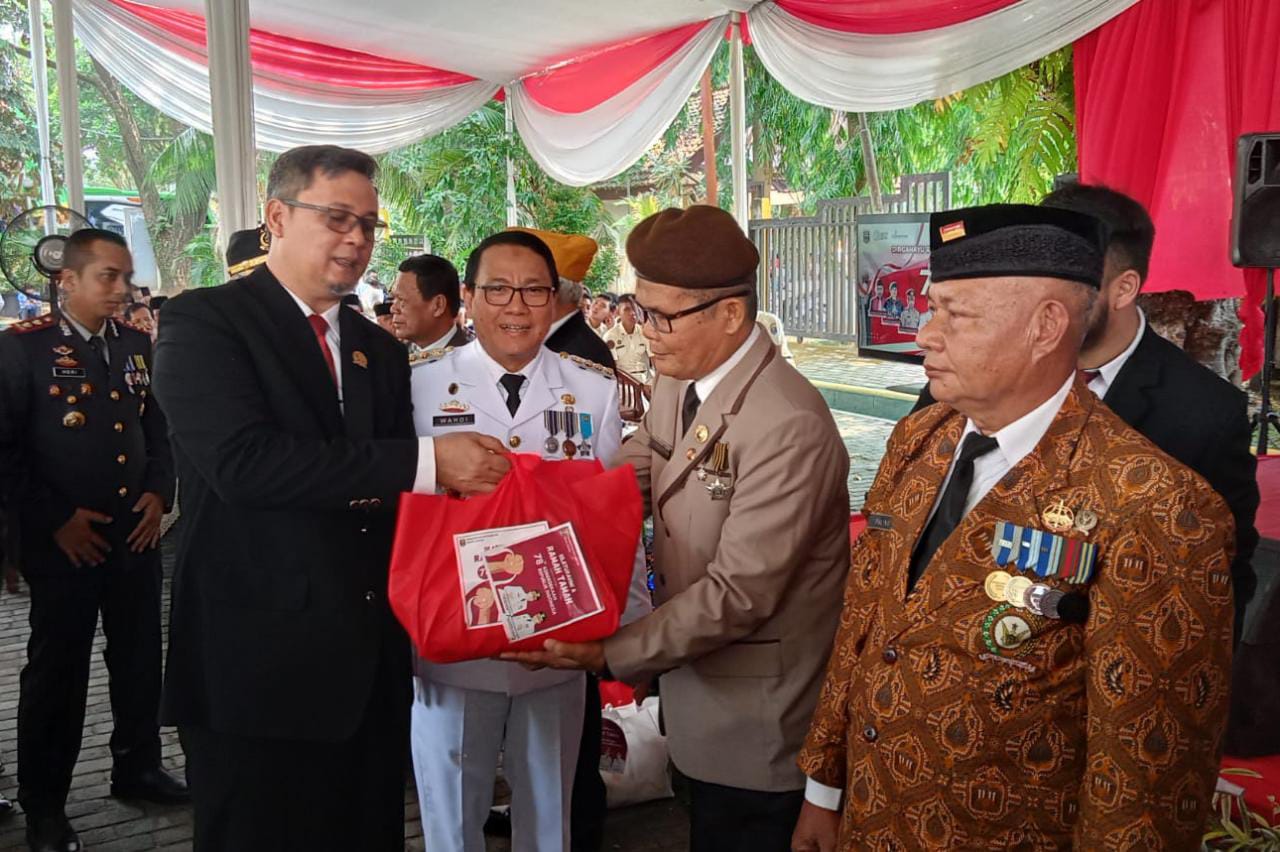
{"left": 1042, "top": 499, "right": 1075, "bottom": 533}
{"left": 694, "top": 424, "right": 710, "bottom": 444}
{"left": 352, "top": 351, "right": 368, "bottom": 369}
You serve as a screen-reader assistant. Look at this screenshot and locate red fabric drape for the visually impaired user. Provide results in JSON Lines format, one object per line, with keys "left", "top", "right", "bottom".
{"left": 1223, "top": 0, "right": 1280, "bottom": 380}
{"left": 1076, "top": 0, "right": 1280, "bottom": 379}
{"left": 775, "top": 0, "right": 1021, "bottom": 34}
{"left": 521, "top": 21, "right": 707, "bottom": 114}
{"left": 111, "top": 0, "right": 475, "bottom": 90}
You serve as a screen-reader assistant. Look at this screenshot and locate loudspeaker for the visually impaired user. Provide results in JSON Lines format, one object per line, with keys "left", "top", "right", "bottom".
{"left": 1232, "top": 133, "right": 1280, "bottom": 268}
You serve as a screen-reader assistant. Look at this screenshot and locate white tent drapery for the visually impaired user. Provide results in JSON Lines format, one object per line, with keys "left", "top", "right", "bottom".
{"left": 56, "top": 0, "right": 1141, "bottom": 229}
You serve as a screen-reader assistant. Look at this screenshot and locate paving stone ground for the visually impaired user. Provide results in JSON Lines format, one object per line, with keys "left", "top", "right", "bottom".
{"left": 0, "top": 339, "right": 899, "bottom": 851}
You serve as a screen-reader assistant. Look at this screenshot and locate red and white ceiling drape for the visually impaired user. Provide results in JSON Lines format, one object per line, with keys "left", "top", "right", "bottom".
{"left": 72, "top": 0, "right": 1140, "bottom": 184}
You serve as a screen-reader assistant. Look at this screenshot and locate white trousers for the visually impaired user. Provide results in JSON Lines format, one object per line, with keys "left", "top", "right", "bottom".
{"left": 410, "top": 674, "right": 586, "bottom": 852}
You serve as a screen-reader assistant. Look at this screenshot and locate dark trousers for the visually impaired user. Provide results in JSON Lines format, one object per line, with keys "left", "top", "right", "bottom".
{"left": 688, "top": 777, "right": 804, "bottom": 852}
{"left": 570, "top": 674, "right": 607, "bottom": 852}
{"left": 17, "top": 553, "right": 163, "bottom": 817}
{"left": 180, "top": 645, "right": 409, "bottom": 852}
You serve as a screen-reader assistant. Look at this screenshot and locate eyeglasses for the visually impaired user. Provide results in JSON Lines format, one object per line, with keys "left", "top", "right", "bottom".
{"left": 281, "top": 200, "right": 388, "bottom": 240}
{"left": 634, "top": 289, "right": 752, "bottom": 334}
{"left": 477, "top": 284, "right": 555, "bottom": 307}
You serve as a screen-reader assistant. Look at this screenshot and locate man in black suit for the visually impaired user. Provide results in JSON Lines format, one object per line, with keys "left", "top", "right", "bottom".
{"left": 913, "top": 184, "right": 1259, "bottom": 642}
{"left": 153, "top": 145, "right": 510, "bottom": 851}
{"left": 541, "top": 232, "right": 616, "bottom": 369}
{"left": 0, "top": 229, "right": 186, "bottom": 852}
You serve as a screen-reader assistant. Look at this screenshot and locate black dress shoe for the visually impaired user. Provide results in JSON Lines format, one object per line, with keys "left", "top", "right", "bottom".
{"left": 25, "top": 812, "right": 81, "bottom": 852}
{"left": 110, "top": 765, "right": 190, "bottom": 805}
{"left": 483, "top": 804, "right": 512, "bottom": 837}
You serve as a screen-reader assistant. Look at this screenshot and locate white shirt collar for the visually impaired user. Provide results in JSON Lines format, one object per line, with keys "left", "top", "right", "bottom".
{"left": 281, "top": 285, "right": 344, "bottom": 339}
{"left": 425, "top": 326, "right": 458, "bottom": 353}
{"left": 63, "top": 311, "right": 107, "bottom": 342}
{"left": 1091, "top": 308, "right": 1145, "bottom": 394}
{"left": 959, "top": 373, "right": 1075, "bottom": 472}
{"left": 693, "top": 325, "right": 760, "bottom": 403}
{"left": 474, "top": 339, "right": 545, "bottom": 388}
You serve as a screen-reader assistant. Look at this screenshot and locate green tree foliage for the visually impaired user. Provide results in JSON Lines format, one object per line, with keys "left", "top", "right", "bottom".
{"left": 376, "top": 102, "right": 621, "bottom": 292}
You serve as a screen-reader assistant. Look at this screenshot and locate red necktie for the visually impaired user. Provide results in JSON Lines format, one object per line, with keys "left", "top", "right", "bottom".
{"left": 308, "top": 314, "right": 337, "bottom": 384}
{"left": 1078, "top": 368, "right": 1101, "bottom": 386}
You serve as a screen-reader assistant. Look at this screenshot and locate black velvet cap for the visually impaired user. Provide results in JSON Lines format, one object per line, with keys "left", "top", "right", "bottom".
{"left": 226, "top": 225, "right": 270, "bottom": 278}
{"left": 929, "top": 204, "right": 1110, "bottom": 288}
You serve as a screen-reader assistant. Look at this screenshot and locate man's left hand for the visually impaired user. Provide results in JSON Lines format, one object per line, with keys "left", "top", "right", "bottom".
{"left": 500, "top": 639, "right": 606, "bottom": 674}
{"left": 126, "top": 492, "right": 165, "bottom": 553}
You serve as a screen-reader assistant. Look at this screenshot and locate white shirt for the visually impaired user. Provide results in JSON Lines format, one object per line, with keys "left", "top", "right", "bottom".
{"left": 64, "top": 312, "right": 111, "bottom": 365}
{"left": 805, "top": 371, "right": 1076, "bottom": 812}
{"left": 690, "top": 325, "right": 760, "bottom": 404}
{"left": 479, "top": 343, "right": 538, "bottom": 409}
{"left": 282, "top": 284, "right": 436, "bottom": 493}
{"left": 1085, "top": 308, "right": 1145, "bottom": 398}
{"left": 425, "top": 326, "right": 460, "bottom": 354}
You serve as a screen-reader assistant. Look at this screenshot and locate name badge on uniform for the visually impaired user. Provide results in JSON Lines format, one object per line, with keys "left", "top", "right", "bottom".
{"left": 53, "top": 367, "right": 86, "bottom": 379}
{"left": 433, "top": 414, "right": 476, "bottom": 427}
{"left": 990, "top": 520, "right": 1097, "bottom": 584}
{"left": 866, "top": 513, "right": 893, "bottom": 530}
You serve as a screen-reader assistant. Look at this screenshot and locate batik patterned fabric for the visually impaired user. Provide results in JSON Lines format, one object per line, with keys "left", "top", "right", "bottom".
{"left": 799, "top": 379, "right": 1235, "bottom": 850}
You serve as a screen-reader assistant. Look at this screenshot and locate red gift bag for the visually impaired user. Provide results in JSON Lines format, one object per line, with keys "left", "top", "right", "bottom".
{"left": 389, "top": 454, "right": 643, "bottom": 663}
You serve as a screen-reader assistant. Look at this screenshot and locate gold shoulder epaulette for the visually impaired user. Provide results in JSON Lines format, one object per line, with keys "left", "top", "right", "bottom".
{"left": 409, "top": 346, "right": 452, "bottom": 366}
{"left": 559, "top": 351, "right": 615, "bottom": 380}
{"left": 9, "top": 314, "right": 56, "bottom": 334}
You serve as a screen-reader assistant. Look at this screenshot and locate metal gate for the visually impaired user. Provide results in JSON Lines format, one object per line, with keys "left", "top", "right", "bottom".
{"left": 751, "top": 173, "right": 950, "bottom": 342}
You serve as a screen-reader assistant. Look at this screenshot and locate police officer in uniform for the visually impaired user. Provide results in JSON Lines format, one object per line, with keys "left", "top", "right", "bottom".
{"left": 408, "top": 230, "right": 644, "bottom": 852}
{"left": 602, "top": 294, "right": 651, "bottom": 382}
{"left": 225, "top": 225, "right": 270, "bottom": 280}
{"left": 0, "top": 229, "right": 185, "bottom": 852}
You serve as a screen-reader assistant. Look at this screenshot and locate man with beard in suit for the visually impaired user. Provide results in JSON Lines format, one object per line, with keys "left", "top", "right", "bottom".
{"left": 153, "top": 145, "right": 510, "bottom": 851}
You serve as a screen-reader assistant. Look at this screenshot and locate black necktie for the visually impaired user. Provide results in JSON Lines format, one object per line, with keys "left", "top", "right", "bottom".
{"left": 681, "top": 383, "right": 700, "bottom": 437}
{"left": 499, "top": 373, "right": 525, "bottom": 417}
{"left": 907, "top": 432, "right": 1000, "bottom": 592}
{"left": 87, "top": 335, "right": 107, "bottom": 366}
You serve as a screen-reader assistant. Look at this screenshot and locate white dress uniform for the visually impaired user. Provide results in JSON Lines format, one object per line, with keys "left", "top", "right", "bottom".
{"left": 409, "top": 340, "right": 643, "bottom": 852}
{"left": 602, "top": 321, "right": 651, "bottom": 380}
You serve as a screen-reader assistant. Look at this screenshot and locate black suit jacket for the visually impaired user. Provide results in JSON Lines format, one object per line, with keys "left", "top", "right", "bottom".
{"left": 154, "top": 265, "right": 419, "bottom": 741}
{"left": 0, "top": 314, "right": 173, "bottom": 572}
{"left": 545, "top": 310, "right": 616, "bottom": 369}
{"left": 912, "top": 326, "right": 1260, "bottom": 640}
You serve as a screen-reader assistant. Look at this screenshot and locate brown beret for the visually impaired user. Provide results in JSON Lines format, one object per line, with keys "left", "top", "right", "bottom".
{"left": 626, "top": 205, "right": 759, "bottom": 289}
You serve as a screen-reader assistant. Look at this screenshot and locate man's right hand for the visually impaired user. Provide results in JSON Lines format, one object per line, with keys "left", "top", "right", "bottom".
{"left": 53, "top": 509, "right": 113, "bottom": 568}
{"left": 435, "top": 432, "right": 511, "bottom": 495}
{"left": 791, "top": 800, "right": 840, "bottom": 852}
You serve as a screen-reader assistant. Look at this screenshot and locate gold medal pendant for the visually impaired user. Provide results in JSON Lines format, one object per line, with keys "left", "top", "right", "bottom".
{"left": 1004, "top": 575, "right": 1033, "bottom": 608}
{"left": 984, "top": 570, "right": 1012, "bottom": 602}
{"left": 1042, "top": 499, "right": 1074, "bottom": 533}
